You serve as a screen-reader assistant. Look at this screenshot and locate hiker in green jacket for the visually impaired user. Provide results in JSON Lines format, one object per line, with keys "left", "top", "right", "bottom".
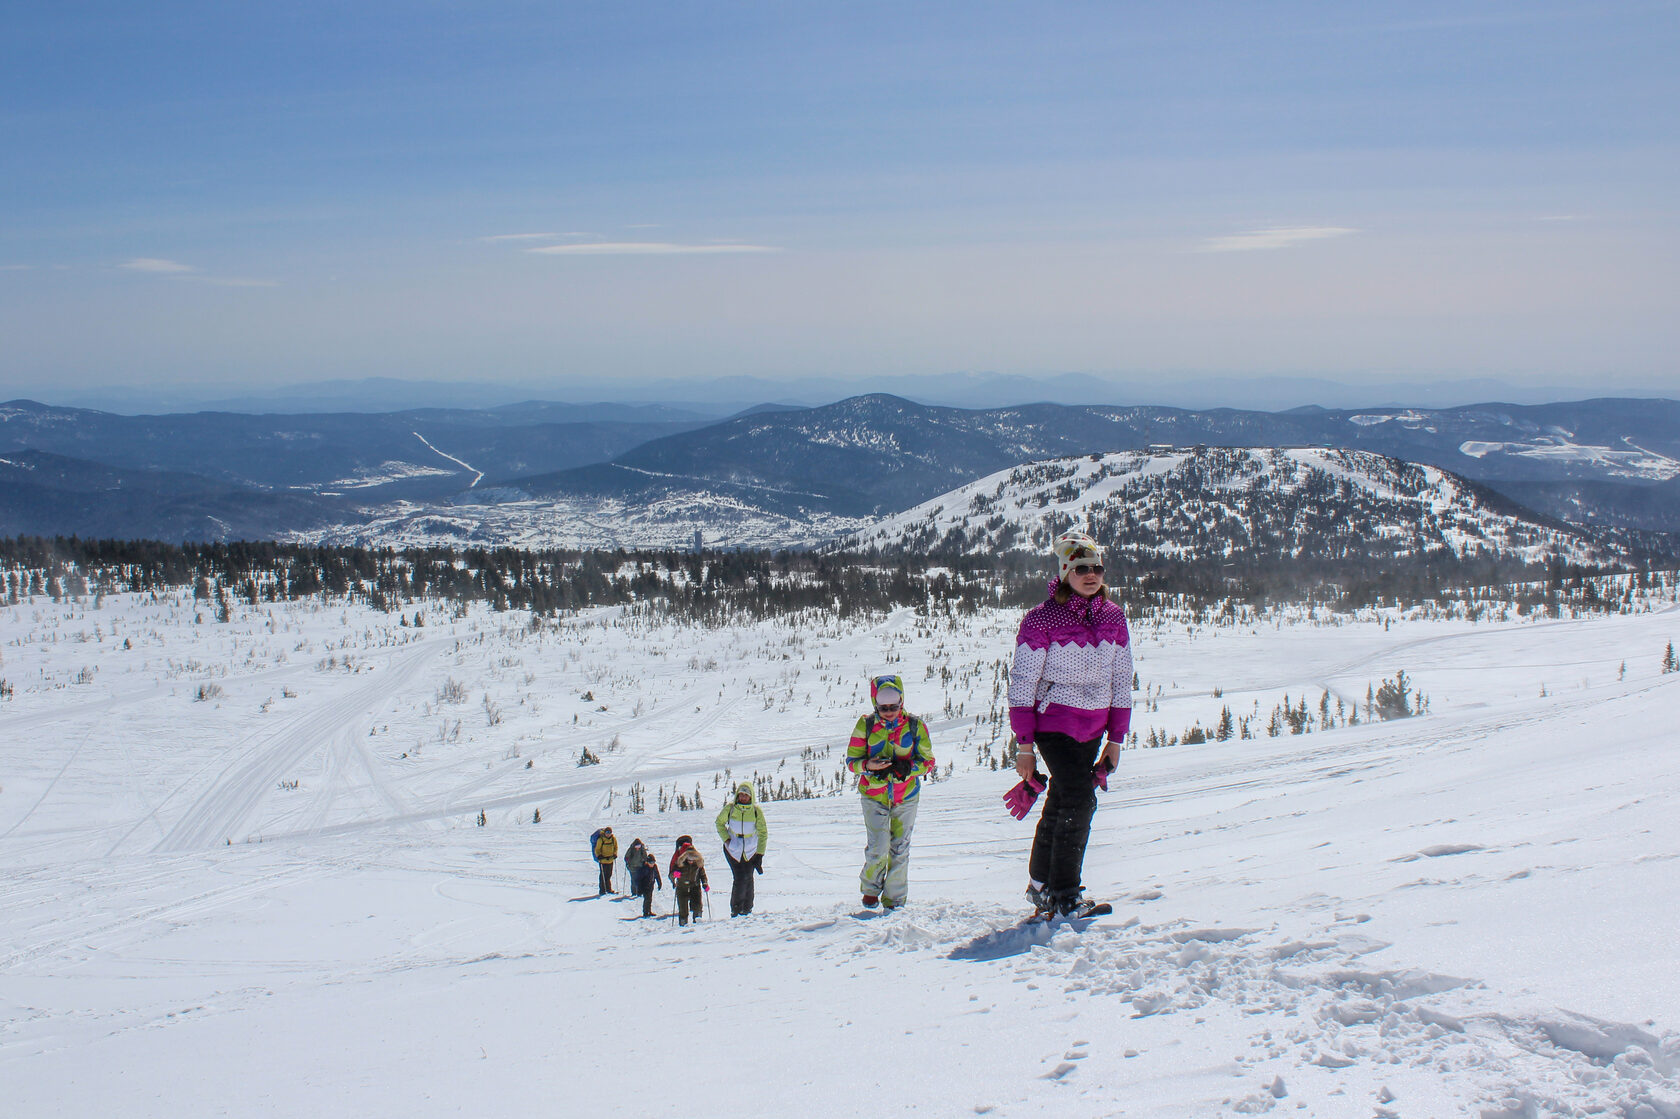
{"left": 716, "top": 781, "right": 768, "bottom": 916}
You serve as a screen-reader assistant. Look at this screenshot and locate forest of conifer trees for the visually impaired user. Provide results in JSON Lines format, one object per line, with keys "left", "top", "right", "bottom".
{"left": 2, "top": 534, "right": 1676, "bottom": 626}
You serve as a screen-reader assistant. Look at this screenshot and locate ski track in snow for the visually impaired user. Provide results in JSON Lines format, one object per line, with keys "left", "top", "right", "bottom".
{"left": 2, "top": 589, "right": 1678, "bottom": 1116}
{"left": 411, "top": 431, "right": 484, "bottom": 487}
{"left": 152, "top": 641, "right": 441, "bottom": 852}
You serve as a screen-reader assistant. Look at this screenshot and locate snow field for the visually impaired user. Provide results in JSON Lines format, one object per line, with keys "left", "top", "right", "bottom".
{"left": 2, "top": 590, "right": 1679, "bottom": 1116}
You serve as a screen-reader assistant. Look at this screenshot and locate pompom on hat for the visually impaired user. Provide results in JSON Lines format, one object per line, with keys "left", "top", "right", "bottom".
{"left": 1052, "top": 530, "right": 1104, "bottom": 582}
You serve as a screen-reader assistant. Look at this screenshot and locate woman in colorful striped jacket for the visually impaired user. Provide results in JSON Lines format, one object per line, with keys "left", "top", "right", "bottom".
{"left": 845, "top": 674, "right": 935, "bottom": 910}
{"left": 1006, "top": 530, "right": 1133, "bottom": 919}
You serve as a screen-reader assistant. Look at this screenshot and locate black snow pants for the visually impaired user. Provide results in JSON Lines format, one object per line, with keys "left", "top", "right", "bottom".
{"left": 725, "top": 852, "right": 755, "bottom": 916}
{"left": 597, "top": 859, "right": 615, "bottom": 895}
{"left": 638, "top": 882, "right": 656, "bottom": 917}
{"left": 1028, "top": 731, "right": 1102, "bottom": 900}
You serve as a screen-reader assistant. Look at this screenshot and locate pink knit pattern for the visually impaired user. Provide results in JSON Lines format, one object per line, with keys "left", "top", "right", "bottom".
{"left": 1007, "top": 586, "right": 1133, "bottom": 745}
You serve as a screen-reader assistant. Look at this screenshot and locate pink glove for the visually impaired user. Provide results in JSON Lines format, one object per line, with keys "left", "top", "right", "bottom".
{"left": 1092, "top": 757, "right": 1115, "bottom": 792}
{"left": 1003, "top": 773, "right": 1047, "bottom": 820}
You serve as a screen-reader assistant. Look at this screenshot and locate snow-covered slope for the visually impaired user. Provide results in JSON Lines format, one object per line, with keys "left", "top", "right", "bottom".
{"left": 1457, "top": 435, "right": 1680, "bottom": 481}
{"left": 295, "top": 488, "right": 873, "bottom": 551}
{"left": 845, "top": 446, "right": 1625, "bottom": 565}
{"left": 3, "top": 585, "right": 1679, "bottom": 1116}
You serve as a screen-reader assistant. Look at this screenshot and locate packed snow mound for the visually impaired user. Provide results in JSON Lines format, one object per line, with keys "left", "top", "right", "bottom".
{"left": 844, "top": 446, "right": 1621, "bottom": 564}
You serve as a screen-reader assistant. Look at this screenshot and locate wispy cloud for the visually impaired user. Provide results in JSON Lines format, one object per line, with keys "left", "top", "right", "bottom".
{"left": 1196, "top": 227, "right": 1358, "bottom": 253}
{"left": 480, "top": 232, "right": 565, "bottom": 243}
{"left": 118, "top": 257, "right": 276, "bottom": 287}
{"left": 529, "top": 241, "right": 781, "bottom": 256}
{"left": 0, "top": 264, "right": 32, "bottom": 271}
{"left": 121, "top": 257, "right": 196, "bottom": 273}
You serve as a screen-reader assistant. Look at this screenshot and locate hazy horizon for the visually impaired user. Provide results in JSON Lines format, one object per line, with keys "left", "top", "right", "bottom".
{"left": 11, "top": 369, "right": 1679, "bottom": 419}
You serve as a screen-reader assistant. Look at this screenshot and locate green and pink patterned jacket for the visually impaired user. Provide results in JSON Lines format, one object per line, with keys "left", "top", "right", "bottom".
{"left": 846, "top": 696, "right": 935, "bottom": 806}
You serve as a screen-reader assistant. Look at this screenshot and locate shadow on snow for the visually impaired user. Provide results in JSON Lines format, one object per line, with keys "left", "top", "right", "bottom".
{"left": 947, "top": 919, "right": 1053, "bottom": 962}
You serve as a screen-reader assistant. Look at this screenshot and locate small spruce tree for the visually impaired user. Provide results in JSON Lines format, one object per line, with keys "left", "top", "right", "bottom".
{"left": 1374, "top": 671, "right": 1413, "bottom": 719}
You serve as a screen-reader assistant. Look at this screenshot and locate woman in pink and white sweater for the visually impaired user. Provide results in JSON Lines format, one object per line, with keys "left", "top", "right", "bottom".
{"left": 1007, "top": 530, "right": 1133, "bottom": 918}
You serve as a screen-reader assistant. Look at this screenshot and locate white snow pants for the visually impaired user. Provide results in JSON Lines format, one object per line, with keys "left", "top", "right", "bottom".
{"left": 859, "top": 796, "right": 918, "bottom": 907}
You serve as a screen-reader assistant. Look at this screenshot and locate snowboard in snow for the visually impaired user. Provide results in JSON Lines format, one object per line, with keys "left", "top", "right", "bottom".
{"left": 1029, "top": 901, "right": 1112, "bottom": 924}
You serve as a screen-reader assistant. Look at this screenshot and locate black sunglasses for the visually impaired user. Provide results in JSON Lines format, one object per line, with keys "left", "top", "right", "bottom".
{"left": 1072, "top": 563, "right": 1105, "bottom": 575}
{"left": 876, "top": 703, "right": 902, "bottom": 712}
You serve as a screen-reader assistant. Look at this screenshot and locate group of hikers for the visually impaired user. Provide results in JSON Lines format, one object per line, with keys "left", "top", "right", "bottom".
{"left": 590, "top": 826, "right": 720, "bottom": 925}
{"left": 589, "top": 778, "right": 770, "bottom": 925}
{"left": 585, "top": 532, "right": 1132, "bottom": 923}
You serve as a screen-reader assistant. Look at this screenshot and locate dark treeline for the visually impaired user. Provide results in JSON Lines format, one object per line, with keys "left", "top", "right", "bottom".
{"left": 0, "top": 535, "right": 1669, "bottom": 623}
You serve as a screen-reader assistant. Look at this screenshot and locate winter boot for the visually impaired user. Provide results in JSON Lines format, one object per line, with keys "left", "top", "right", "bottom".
{"left": 1057, "top": 893, "right": 1112, "bottom": 920}
{"left": 1026, "top": 883, "right": 1056, "bottom": 921}
{"left": 861, "top": 894, "right": 880, "bottom": 909}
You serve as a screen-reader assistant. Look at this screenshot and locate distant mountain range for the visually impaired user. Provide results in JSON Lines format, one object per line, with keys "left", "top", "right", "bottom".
{"left": 0, "top": 399, "right": 714, "bottom": 504}
{"left": 3, "top": 394, "right": 1679, "bottom": 550}
{"left": 44, "top": 371, "right": 1655, "bottom": 415}
{"left": 480, "top": 394, "right": 1680, "bottom": 537}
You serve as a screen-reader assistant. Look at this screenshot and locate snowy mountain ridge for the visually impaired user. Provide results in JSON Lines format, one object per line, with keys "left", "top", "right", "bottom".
{"left": 299, "top": 444, "right": 1646, "bottom": 561}
{"left": 844, "top": 446, "right": 1626, "bottom": 566}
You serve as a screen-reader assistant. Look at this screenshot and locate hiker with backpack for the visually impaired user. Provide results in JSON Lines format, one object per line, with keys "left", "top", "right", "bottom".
{"left": 1004, "top": 530, "right": 1132, "bottom": 921}
{"left": 669, "top": 835, "right": 710, "bottom": 926}
{"left": 844, "top": 674, "right": 935, "bottom": 910}
{"left": 590, "top": 826, "right": 619, "bottom": 896}
{"left": 715, "top": 781, "right": 768, "bottom": 917}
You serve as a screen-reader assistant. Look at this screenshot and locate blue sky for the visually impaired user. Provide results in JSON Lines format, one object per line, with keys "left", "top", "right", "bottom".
{"left": 2, "top": 1, "right": 1677, "bottom": 406}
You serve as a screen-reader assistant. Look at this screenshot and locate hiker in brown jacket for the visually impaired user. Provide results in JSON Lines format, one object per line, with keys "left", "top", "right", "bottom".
{"left": 668, "top": 835, "right": 709, "bottom": 926}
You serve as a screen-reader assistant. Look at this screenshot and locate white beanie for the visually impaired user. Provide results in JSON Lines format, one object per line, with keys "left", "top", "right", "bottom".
{"left": 1053, "top": 530, "right": 1104, "bottom": 581}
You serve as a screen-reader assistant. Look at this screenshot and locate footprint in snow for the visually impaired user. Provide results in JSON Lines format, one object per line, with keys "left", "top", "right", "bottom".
{"left": 1042, "top": 1040, "right": 1090, "bottom": 1079}
{"left": 1392, "top": 842, "right": 1485, "bottom": 862}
